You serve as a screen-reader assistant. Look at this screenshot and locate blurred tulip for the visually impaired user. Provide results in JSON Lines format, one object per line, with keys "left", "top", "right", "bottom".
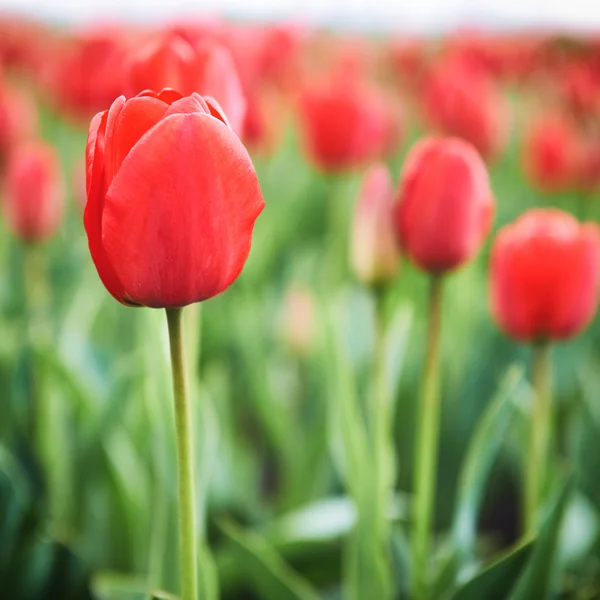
{"left": 490, "top": 209, "right": 600, "bottom": 342}
{"left": 298, "top": 72, "right": 393, "bottom": 172}
{"left": 52, "top": 28, "right": 131, "bottom": 118}
{"left": 0, "top": 80, "right": 38, "bottom": 165}
{"left": 491, "top": 209, "right": 600, "bottom": 342}
{"left": 351, "top": 163, "right": 401, "bottom": 285}
{"left": 421, "top": 58, "right": 509, "bottom": 162}
{"left": 395, "top": 137, "right": 494, "bottom": 274}
{"left": 522, "top": 112, "right": 579, "bottom": 192}
{"left": 558, "top": 62, "right": 600, "bottom": 118}
{"left": 3, "top": 140, "right": 64, "bottom": 243}
{"left": 84, "top": 89, "right": 264, "bottom": 308}
{"left": 127, "top": 32, "right": 246, "bottom": 133}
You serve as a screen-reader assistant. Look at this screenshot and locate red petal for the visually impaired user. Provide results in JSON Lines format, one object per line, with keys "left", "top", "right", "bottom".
{"left": 164, "top": 95, "right": 209, "bottom": 117}
{"left": 113, "top": 96, "right": 169, "bottom": 173}
{"left": 101, "top": 112, "right": 265, "bottom": 308}
{"left": 86, "top": 110, "right": 106, "bottom": 199}
{"left": 84, "top": 108, "right": 131, "bottom": 304}
{"left": 103, "top": 96, "right": 126, "bottom": 186}
{"left": 203, "top": 96, "right": 231, "bottom": 128}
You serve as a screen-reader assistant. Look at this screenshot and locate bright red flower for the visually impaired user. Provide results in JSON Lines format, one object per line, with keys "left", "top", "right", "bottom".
{"left": 52, "top": 28, "right": 131, "bottom": 118}
{"left": 421, "top": 58, "right": 508, "bottom": 162}
{"left": 395, "top": 137, "right": 494, "bottom": 274}
{"left": 351, "top": 163, "right": 401, "bottom": 285}
{"left": 127, "top": 32, "right": 246, "bottom": 134}
{"left": 4, "top": 140, "right": 64, "bottom": 243}
{"left": 521, "top": 112, "right": 579, "bottom": 192}
{"left": 84, "top": 89, "right": 264, "bottom": 308}
{"left": 490, "top": 209, "right": 600, "bottom": 342}
{"left": 298, "top": 73, "right": 393, "bottom": 172}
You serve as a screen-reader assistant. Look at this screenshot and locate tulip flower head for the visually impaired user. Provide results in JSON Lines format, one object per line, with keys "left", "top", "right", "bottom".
{"left": 298, "top": 72, "right": 392, "bottom": 172}
{"left": 351, "top": 163, "right": 401, "bottom": 285}
{"left": 490, "top": 209, "right": 600, "bottom": 342}
{"left": 84, "top": 89, "right": 265, "bottom": 308}
{"left": 394, "top": 137, "right": 494, "bottom": 274}
{"left": 127, "top": 32, "right": 246, "bottom": 134}
{"left": 4, "top": 140, "right": 64, "bottom": 243}
{"left": 421, "top": 59, "right": 508, "bottom": 162}
{"left": 522, "top": 112, "right": 579, "bottom": 193}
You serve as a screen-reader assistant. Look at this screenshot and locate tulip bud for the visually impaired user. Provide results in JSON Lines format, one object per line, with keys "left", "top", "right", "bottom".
{"left": 490, "top": 209, "right": 600, "bottom": 342}
{"left": 0, "top": 80, "right": 38, "bottom": 166}
{"left": 521, "top": 112, "right": 579, "bottom": 193}
{"left": 351, "top": 163, "right": 401, "bottom": 285}
{"left": 298, "top": 72, "right": 392, "bottom": 172}
{"left": 3, "top": 140, "right": 64, "bottom": 243}
{"left": 394, "top": 137, "right": 494, "bottom": 274}
{"left": 127, "top": 32, "right": 246, "bottom": 134}
{"left": 84, "top": 89, "right": 264, "bottom": 308}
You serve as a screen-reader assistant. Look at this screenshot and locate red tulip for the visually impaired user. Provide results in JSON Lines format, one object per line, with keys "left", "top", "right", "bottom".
{"left": 576, "top": 137, "right": 600, "bottom": 192}
{"left": 127, "top": 32, "right": 246, "bottom": 133}
{"left": 3, "top": 140, "right": 64, "bottom": 243}
{"left": 52, "top": 28, "right": 131, "bottom": 118}
{"left": 351, "top": 163, "right": 401, "bottom": 285}
{"left": 84, "top": 89, "right": 264, "bottom": 308}
{"left": 521, "top": 112, "right": 579, "bottom": 192}
{"left": 558, "top": 62, "right": 600, "bottom": 118}
{"left": 394, "top": 137, "right": 494, "bottom": 274}
{"left": 490, "top": 209, "right": 600, "bottom": 342}
{"left": 421, "top": 58, "right": 508, "bottom": 162}
{"left": 0, "top": 79, "right": 38, "bottom": 165}
{"left": 298, "top": 72, "right": 393, "bottom": 172}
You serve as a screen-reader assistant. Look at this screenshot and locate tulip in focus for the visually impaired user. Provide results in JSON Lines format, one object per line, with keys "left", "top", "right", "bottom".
{"left": 127, "top": 32, "right": 246, "bottom": 133}
{"left": 298, "top": 72, "right": 393, "bottom": 172}
{"left": 490, "top": 209, "right": 600, "bottom": 342}
{"left": 522, "top": 112, "right": 579, "bottom": 192}
{"left": 84, "top": 89, "right": 265, "bottom": 308}
{"left": 394, "top": 137, "right": 495, "bottom": 274}
{"left": 351, "top": 163, "right": 401, "bottom": 285}
{"left": 3, "top": 140, "right": 64, "bottom": 243}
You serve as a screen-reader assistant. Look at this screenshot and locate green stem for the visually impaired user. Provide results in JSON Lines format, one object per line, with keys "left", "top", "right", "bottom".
{"left": 166, "top": 307, "right": 198, "bottom": 600}
{"left": 411, "top": 276, "right": 444, "bottom": 600}
{"left": 372, "top": 288, "right": 392, "bottom": 545}
{"left": 524, "top": 341, "right": 552, "bottom": 537}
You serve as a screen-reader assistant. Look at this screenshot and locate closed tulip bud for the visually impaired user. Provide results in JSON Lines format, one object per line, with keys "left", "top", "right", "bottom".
{"left": 298, "top": 72, "right": 392, "bottom": 172}
{"left": 0, "top": 81, "right": 38, "bottom": 165}
{"left": 127, "top": 33, "right": 246, "bottom": 134}
{"left": 522, "top": 112, "right": 579, "bottom": 193}
{"left": 490, "top": 209, "right": 600, "bottom": 342}
{"left": 84, "top": 89, "right": 264, "bottom": 308}
{"left": 3, "top": 141, "right": 64, "bottom": 243}
{"left": 394, "top": 137, "right": 494, "bottom": 274}
{"left": 351, "top": 163, "right": 401, "bottom": 285}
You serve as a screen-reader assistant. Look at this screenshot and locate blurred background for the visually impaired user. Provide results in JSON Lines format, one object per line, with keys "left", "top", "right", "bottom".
{"left": 0, "top": 0, "right": 600, "bottom": 599}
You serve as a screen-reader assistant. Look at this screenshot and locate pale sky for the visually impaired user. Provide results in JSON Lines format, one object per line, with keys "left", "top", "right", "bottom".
{"left": 1, "top": 0, "right": 600, "bottom": 33}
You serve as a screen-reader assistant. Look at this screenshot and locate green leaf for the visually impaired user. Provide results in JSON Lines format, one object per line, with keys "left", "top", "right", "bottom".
{"left": 452, "top": 366, "right": 526, "bottom": 558}
{"left": 449, "top": 542, "right": 533, "bottom": 600}
{"left": 218, "top": 518, "right": 320, "bottom": 600}
{"left": 510, "top": 475, "right": 574, "bottom": 600}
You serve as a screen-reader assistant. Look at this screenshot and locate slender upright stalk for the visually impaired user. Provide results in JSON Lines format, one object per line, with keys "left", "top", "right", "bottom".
{"left": 372, "top": 287, "right": 392, "bottom": 546}
{"left": 411, "top": 276, "right": 444, "bottom": 600}
{"left": 166, "top": 307, "right": 198, "bottom": 600}
{"left": 524, "top": 341, "right": 552, "bottom": 536}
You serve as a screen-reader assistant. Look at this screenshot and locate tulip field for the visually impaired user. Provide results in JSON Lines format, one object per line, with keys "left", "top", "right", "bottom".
{"left": 2, "top": 13, "right": 600, "bottom": 600}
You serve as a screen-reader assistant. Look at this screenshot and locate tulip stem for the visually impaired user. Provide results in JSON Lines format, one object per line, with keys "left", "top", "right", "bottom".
{"left": 524, "top": 341, "right": 552, "bottom": 536}
{"left": 411, "top": 275, "right": 443, "bottom": 600}
{"left": 166, "top": 307, "right": 198, "bottom": 600}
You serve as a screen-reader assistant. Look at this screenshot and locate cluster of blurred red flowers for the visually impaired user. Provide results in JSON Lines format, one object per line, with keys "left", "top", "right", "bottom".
{"left": 0, "top": 13, "right": 599, "bottom": 340}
